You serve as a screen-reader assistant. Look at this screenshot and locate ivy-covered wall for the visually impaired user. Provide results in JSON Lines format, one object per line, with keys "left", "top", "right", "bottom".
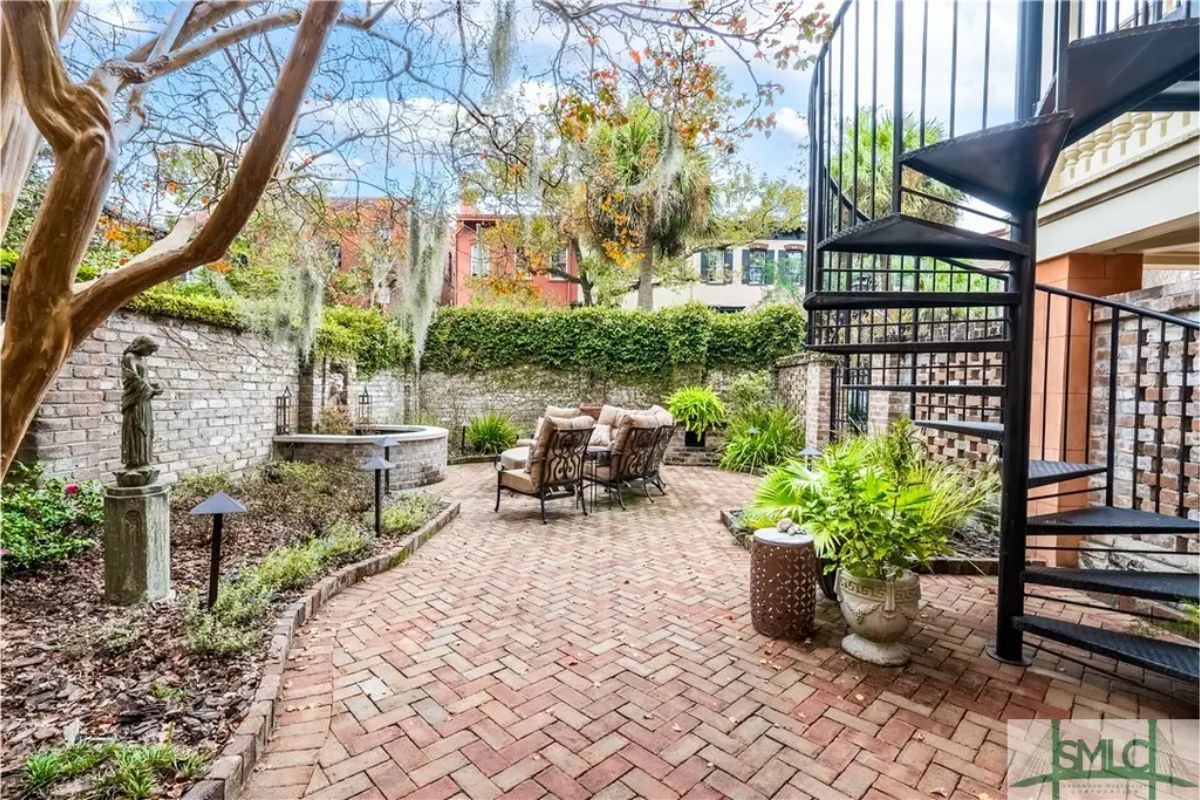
{"left": 421, "top": 304, "right": 804, "bottom": 378}
{"left": 417, "top": 304, "right": 805, "bottom": 436}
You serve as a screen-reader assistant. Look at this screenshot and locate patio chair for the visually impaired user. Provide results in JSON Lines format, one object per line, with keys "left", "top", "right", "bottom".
{"left": 586, "top": 411, "right": 660, "bottom": 509}
{"left": 646, "top": 425, "right": 675, "bottom": 496}
{"left": 643, "top": 405, "right": 675, "bottom": 495}
{"left": 496, "top": 415, "right": 594, "bottom": 523}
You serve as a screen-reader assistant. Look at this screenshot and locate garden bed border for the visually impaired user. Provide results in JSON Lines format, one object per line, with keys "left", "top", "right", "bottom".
{"left": 181, "top": 501, "right": 461, "bottom": 800}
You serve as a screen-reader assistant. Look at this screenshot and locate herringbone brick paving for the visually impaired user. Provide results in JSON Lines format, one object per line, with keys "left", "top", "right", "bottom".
{"left": 244, "top": 464, "right": 1195, "bottom": 800}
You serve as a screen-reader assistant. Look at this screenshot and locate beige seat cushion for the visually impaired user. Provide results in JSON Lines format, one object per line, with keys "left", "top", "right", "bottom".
{"left": 545, "top": 404, "right": 580, "bottom": 418}
{"left": 648, "top": 404, "right": 674, "bottom": 428}
{"left": 612, "top": 410, "right": 659, "bottom": 454}
{"left": 598, "top": 404, "right": 623, "bottom": 426}
{"left": 500, "top": 446, "right": 528, "bottom": 471}
{"left": 589, "top": 423, "right": 613, "bottom": 448}
{"left": 527, "top": 414, "right": 595, "bottom": 480}
{"left": 499, "top": 469, "right": 536, "bottom": 493}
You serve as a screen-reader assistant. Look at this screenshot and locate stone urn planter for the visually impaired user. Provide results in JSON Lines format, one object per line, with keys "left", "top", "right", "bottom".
{"left": 836, "top": 570, "right": 920, "bottom": 666}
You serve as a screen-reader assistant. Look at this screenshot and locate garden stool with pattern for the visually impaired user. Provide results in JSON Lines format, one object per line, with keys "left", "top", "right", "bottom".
{"left": 750, "top": 527, "right": 817, "bottom": 640}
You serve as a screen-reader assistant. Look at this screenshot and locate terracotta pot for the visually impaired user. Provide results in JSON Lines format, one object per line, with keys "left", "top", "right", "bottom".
{"left": 836, "top": 570, "right": 920, "bottom": 665}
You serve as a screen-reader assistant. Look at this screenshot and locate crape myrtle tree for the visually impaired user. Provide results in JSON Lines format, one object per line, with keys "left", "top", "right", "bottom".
{"left": 0, "top": 0, "right": 826, "bottom": 476}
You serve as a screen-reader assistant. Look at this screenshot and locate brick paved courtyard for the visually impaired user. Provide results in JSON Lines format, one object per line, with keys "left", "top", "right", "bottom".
{"left": 244, "top": 464, "right": 1194, "bottom": 800}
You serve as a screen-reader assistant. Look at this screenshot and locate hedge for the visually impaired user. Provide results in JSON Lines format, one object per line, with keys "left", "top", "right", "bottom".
{"left": 126, "top": 289, "right": 409, "bottom": 376}
{"left": 421, "top": 303, "right": 804, "bottom": 377}
{"left": 316, "top": 305, "right": 411, "bottom": 377}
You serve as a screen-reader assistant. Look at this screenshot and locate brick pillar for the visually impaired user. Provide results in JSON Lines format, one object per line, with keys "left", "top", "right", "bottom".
{"left": 804, "top": 355, "right": 840, "bottom": 448}
{"left": 1029, "top": 252, "right": 1143, "bottom": 565}
{"left": 867, "top": 354, "right": 909, "bottom": 432}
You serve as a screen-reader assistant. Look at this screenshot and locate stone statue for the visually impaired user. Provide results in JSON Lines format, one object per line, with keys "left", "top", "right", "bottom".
{"left": 117, "top": 335, "right": 163, "bottom": 487}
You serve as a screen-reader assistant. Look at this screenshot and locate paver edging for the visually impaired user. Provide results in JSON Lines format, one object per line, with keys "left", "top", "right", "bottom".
{"left": 181, "top": 501, "right": 461, "bottom": 800}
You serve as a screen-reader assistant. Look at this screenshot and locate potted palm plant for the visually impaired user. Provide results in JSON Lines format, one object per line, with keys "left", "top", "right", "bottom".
{"left": 745, "top": 420, "right": 997, "bottom": 665}
{"left": 665, "top": 386, "right": 725, "bottom": 448}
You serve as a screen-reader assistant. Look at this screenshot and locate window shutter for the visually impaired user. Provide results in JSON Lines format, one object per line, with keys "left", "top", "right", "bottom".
{"left": 741, "top": 250, "right": 750, "bottom": 284}
{"left": 724, "top": 249, "right": 734, "bottom": 283}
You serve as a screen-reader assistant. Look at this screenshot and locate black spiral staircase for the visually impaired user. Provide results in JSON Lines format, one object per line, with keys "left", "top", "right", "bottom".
{"left": 805, "top": 0, "right": 1199, "bottom": 686}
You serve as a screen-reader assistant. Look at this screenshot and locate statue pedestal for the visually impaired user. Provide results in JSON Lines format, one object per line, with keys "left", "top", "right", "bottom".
{"left": 103, "top": 482, "right": 171, "bottom": 604}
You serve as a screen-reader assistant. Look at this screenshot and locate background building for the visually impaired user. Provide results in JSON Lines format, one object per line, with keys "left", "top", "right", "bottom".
{"left": 619, "top": 230, "right": 805, "bottom": 312}
{"left": 444, "top": 211, "right": 579, "bottom": 307}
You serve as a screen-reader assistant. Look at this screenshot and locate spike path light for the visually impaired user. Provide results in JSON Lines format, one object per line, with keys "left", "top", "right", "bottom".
{"left": 376, "top": 435, "right": 399, "bottom": 495}
{"left": 189, "top": 491, "right": 247, "bottom": 609}
{"left": 361, "top": 455, "right": 394, "bottom": 536}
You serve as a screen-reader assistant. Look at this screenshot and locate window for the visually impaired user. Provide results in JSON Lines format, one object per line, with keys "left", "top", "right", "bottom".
{"left": 549, "top": 249, "right": 569, "bottom": 280}
{"left": 700, "top": 250, "right": 730, "bottom": 284}
{"left": 470, "top": 241, "right": 490, "bottom": 277}
{"left": 741, "top": 248, "right": 773, "bottom": 285}
{"left": 776, "top": 249, "right": 806, "bottom": 288}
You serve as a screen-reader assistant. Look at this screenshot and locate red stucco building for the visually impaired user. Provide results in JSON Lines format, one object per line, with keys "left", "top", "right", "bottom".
{"left": 444, "top": 210, "right": 579, "bottom": 307}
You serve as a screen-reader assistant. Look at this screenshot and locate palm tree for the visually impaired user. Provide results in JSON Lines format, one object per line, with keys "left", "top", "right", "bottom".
{"left": 832, "top": 108, "right": 963, "bottom": 225}
{"left": 585, "top": 104, "right": 714, "bottom": 309}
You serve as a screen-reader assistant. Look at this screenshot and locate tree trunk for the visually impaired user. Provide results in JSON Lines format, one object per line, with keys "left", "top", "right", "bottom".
{"left": 0, "top": 1, "right": 117, "bottom": 479}
{"left": 0, "top": 0, "right": 341, "bottom": 479}
{"left": 0, "top": 1, "right": 78, "bottom": 241}
{"left": 637, "top": 234, "right": 654, "bottom": 310}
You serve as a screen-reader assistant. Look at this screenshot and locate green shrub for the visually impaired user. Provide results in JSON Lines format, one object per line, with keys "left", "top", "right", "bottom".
{"left": 1, "top": 463, "right": 103, "bottom": 572}
{"left": 313, "top": 522, "right": 374, "bottom": 565}
{"left": 664, "top": 386, "right": 725, "bottom": 434}
{"left": 422, "top": 303, "right": 804, "bottom": 377}
{"left": 174, "top": 471, "right": 233, "bottom": 505}
{"left": 379, "top": 493, "right": 441, "bottom": 537}
{"left": 727, "top": 371, "right": 772, "bottom": 414}
{"left": 720, "top": 406, "right": 805, "bottom": 473}
{"left": 254, "top": 543, "right": 322, "bottom": 591}
{"left": 128, "top": 288, "right": 247, "bottom": 329}
{"left": 317, "top": 305, "right": 411, "bottom": 376}
{"left": 317, "top": 405, "right": 355, "bottom": 434}
{"left": 465, "top": 412, "right": 518, "bottom": 454}
{"left": 23, "top": 739, "right": 203, "bottom": 798}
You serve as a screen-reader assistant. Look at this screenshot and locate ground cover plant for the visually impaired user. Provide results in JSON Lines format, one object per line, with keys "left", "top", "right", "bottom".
{"left": 0, "top": 462, "right": 444, "bottom": 798}
{"left": 1, "top": 464, "right": 104, "bottom": 572}
{"left": 465, "top": 412, "right": 519, "bottom": 454}
{"left": 720, "top": 405, "right": 806, "bottom": 473}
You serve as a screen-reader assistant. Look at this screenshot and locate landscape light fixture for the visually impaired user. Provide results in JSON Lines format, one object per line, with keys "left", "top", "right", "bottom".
{"left": 189, "top": 491, "right": 248, "bottom": 609}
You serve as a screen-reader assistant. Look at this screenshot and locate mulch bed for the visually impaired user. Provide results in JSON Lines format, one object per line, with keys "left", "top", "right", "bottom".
{"left": 0, "top": 466, "right": 445, "bottom": 798}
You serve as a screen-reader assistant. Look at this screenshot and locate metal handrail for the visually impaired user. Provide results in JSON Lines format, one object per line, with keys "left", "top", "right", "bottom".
{"left": 1036, "top": 282, "right": 1200, "bottom": 330}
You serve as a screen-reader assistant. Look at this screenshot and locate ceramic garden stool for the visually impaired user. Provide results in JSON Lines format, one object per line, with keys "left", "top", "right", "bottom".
{"left": 750, "top": 527, "right": 817, "bottom": 640}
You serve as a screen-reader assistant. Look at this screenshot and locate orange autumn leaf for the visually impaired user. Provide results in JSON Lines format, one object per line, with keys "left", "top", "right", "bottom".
{"left": 208, "top": 260, "right": 232, "bottom": 273}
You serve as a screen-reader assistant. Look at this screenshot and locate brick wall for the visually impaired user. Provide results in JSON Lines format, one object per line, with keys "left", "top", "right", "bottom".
{"left": 20, "top": 310, "right": 411, "bottom": 485}
{"left": 1086, "top": 281, "right": 1199, "bottom": 513}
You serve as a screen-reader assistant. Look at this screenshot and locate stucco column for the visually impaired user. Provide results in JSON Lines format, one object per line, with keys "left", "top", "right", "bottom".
{"left": 1029, "top": 252, "right": 1143, "bottom": 566}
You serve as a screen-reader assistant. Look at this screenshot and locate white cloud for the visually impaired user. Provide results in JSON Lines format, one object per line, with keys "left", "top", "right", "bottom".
{"left": 774, "top": 107, "right": 809, "bottom": 140}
